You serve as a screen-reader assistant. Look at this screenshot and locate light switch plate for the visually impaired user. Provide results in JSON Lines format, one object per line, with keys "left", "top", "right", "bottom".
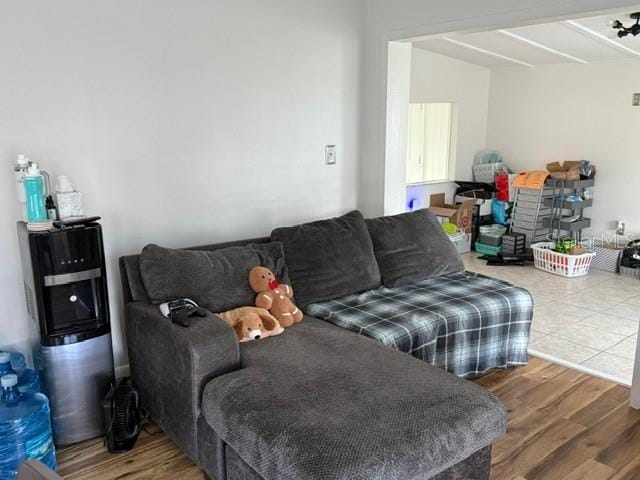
{"left": 325, "top": 145, "right": 337, "bottom": 165}
{"left": 633, "top": 93, "right": 640, "bottom": 106}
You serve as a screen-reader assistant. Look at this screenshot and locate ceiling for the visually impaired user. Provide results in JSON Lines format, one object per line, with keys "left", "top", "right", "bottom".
{"left": 413, "top": 10, "right": 640, "bottom": 68}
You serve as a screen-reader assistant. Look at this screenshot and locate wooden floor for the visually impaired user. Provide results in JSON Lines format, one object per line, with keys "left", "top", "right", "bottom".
{"left": 57, "top": 357, "right": 640, "bottom": 480}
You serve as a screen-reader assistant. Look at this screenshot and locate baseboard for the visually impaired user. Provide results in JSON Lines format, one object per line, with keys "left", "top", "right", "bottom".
{"left": 528, "top": 348, "right": 631, "bottom": 387}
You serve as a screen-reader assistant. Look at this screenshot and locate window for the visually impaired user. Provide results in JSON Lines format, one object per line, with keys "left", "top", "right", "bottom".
{"left": 406, "top": 102, "right": 454, "bottom": 184}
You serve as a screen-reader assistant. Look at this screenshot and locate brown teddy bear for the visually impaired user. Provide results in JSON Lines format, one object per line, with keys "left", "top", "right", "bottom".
{"left": 219, "top": 306, "right": 284, "bottom": 342}
{"left": 249, "top": 266, "right": 303, "bottom": 327}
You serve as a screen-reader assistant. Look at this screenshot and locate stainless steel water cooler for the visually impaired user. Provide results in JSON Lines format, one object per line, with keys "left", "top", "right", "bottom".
{"left": 18, "top": 220, "right": 114, "bottom": 446}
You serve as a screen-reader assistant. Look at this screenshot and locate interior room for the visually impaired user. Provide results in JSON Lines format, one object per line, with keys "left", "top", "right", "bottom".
{"left": 399, "top": 11, "right": 640, "bottom": 386}
{"left": 1, "top": 2, "right": 640, "bottom": 480}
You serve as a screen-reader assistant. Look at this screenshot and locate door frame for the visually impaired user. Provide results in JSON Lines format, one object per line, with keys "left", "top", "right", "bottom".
{"left": 631, "top": 322, "right": 640, "bottom": 409}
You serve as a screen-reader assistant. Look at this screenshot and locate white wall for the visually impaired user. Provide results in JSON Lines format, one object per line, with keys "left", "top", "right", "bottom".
{"left": 384, "top": 42, "right": 412, "bottom": 215}
{"left": 487, "top": 58, "right": 640, "bottom": 236}
{"left": 360, "top": 0, "right": 640, "bottom": 217}
{"left": 0, "top": 0, "right": 364, "bottom": 371}
{"left": 406, "top": 47, "right": 491, "bottom": 211}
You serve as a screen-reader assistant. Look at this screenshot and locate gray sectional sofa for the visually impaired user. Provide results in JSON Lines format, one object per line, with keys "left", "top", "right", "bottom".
{"left": 119, "top": 209, "right": 525, "bottom": 480}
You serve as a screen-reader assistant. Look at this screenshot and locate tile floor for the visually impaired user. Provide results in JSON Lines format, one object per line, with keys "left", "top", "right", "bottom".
{"left": 463, "top": 253, "right": 640, "bottom": 385}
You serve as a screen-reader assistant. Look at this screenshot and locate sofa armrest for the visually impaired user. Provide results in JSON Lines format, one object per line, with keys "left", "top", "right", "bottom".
{"left": 125, "top": 302, "right": 240, "bottom": 461}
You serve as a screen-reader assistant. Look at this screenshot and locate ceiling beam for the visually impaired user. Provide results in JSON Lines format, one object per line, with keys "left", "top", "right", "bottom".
{"left": 498, "top": 29, "right": 588, "bottom": 64}
{"left": 442, "top": 37, "right": 534, "bottom": 67}
{"left": 566, "top": 20, "right": 640, "bottom": 57}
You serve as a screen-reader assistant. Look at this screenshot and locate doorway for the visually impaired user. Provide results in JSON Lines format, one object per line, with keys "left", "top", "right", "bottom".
{"left": 383, "top": 9, "right": 640, "bottom": 397}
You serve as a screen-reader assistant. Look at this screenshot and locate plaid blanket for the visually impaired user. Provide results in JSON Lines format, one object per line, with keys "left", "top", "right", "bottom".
{"left": 306, "top": 271, "right": 533, "bottom": 377}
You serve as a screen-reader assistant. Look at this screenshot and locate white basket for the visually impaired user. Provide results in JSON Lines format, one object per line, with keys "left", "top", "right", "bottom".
{"left": 531, "top": 242, "right": 596, "bottom": 278}
{"left": 449, "top": 233, "right": 471, "bottom": 254}
{"left": 472, "top": 162, "right": 505, "bottom": 183}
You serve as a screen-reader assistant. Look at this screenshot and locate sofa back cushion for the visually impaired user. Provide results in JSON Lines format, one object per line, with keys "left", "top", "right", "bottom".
{"left": 366, "top": 209, "right": 464, "bottom": 287}
{"left": 139, "top": 242, "right": 288, "bottom": 312}
{"left": 271, "top": 210, "right": 381, "bottom": 307}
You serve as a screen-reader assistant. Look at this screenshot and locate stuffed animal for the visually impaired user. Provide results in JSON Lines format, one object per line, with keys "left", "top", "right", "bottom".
{"left": 248, "top": 266, "right": 303, "bottom": 327}
{"left": 219, "top": 306, "right": 284, "bottom": 343}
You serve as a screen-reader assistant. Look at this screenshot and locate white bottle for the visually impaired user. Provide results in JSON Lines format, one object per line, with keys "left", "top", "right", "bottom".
{"left": 13, "top": 154, "right": 31, "bottom": 203}
{"left": 55, "top": 176, "right": 84, "bottom": 219}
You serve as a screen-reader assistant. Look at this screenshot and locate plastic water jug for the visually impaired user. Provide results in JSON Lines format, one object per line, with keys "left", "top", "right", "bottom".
{"left": 23, "top": 164, "right": 47, "bottom": 223}
{"left": 0, "top": 352, "right": 40, "bottom": 395}
{"left": 8, "top": 353, "right": 26, "bottom": 376}
{"left": 0, "top": 374, "right": 56, "bottom": 478}
{"left": 0, "top": 353, "right": 12, "bottom": 377}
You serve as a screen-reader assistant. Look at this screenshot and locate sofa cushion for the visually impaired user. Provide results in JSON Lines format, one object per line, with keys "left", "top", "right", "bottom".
{"left": 366, "top": 209, "right": 464, "bottom": 287}
{"left": 270, "top": 211, "right": 381, "bottom": 307}
{"left": 139, "top": 242, "right": 288, "bottom": 312}
{"left": 202, "top": 317, "right": 506, "bottom": 480}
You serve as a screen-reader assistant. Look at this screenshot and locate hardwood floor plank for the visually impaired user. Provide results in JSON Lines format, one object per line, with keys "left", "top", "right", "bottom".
{"left": 537, "top": 375, "right": 617, "bottom": 419}
{"left": 569, "top": 385, "right": 631, "bottom": 428}
{"left": 509, "top": 368, "right": 586, "bottom": 412}
{"left": 596, "top": 416, "right": 640, "bottom": 471}
{"left": 521, "top": 361, "right": 567, "bottom": 383}
{"left": 491, "top": 418, "right": 585, "bottom": 480}
{"left": 490, "top": 375, "right": 541, "bottom": 411}
{"left": 560, "top": 459, "right": 615, "bottom": 480}
{"left": 524, "top": 402, "right": 640, "bottom": 480}
{"left": 609, "top": 455, "right": 640, "bottom": 480}
{"left": 475, "top": 357, "right": 548, "bottom": 391}
{"left": 492, "top": 407, "right": 556, "bottom": 461}
{"left": 56, "top": 358, "right": 638, "bottom": 480}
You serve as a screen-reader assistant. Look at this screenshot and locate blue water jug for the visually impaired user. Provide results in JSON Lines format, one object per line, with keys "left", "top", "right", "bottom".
{"left": 0, "top": 353, "right": 12, "bottom": 377}
{"left": 0, "top": 352, "right": 40, "bottom": 395}
{"left": 8, "top": 353, "right": 26, "bottom": 376}
{"left": 18, "top": 369, "right": 41, "bottom": 396}
{"left": 23, "top": 164, "right": 47, "bottom": 223}
{"left": 0, "top": 374, "right": 56, "bottom": 478}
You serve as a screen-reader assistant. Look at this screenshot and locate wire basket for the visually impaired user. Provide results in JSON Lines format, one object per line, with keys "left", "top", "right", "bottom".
{"left": 531, "top": 242, "right": 596, "bottom": 278}
{"left": 472, "top": 162, "right": 505, "bottom": 183}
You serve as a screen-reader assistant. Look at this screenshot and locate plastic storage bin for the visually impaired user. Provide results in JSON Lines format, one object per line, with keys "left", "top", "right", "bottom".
{"left": 532, "top": 242, "right": 596, "bottom": 278}
{"left": 449, "top": 233, "right": 471, "bottom": 254}
{"left": 502, "top": 232, "right": 526, "bottom": 255}
{"left": 475, "top": 241, "right": 502, "bottom": 257}
{"left": 478, "top": 224, "right": 507, "bottom": 246}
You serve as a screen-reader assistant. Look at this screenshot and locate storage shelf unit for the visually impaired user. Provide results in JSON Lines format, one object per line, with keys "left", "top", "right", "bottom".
{"left": 546, "top": 177, "right": 594, "bottom": 241}
{"left": 554, "top": 178, "right": 595, "bottom": 189}
{"left": 543, "top": 217, "right": 592, "bottom": 231}
{"left": 543, "top": 198, "right": 593, "bottom": 210}
{"left": 511, "top": 187, "right": 554, "bottom": 248}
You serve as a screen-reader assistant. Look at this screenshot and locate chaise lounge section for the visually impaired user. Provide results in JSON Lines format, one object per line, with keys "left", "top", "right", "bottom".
{"left": 119, "top": 209, "right": 530, "bottom": 479}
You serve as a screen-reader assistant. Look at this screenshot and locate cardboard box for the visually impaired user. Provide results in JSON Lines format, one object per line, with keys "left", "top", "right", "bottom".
{"left": 455, "top": 190, "right": 492, "bottom": 216}
{"left": 546, "top": 161, "right": 581, "bottom": 181}
{"left": 512, "top": 171, "right": 550, "bottom": 190}
{"left": 429, "top": 193, "right": 476, "bottom": 233}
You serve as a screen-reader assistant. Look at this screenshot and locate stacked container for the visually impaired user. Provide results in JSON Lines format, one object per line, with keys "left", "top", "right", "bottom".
{"left": 511, "top": 186, "right": 554, "bottom": 248}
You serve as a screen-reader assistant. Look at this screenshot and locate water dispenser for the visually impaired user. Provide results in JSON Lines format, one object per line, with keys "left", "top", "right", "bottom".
{"left": 18, "top": 220, "right": 114, "bottom": 446}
